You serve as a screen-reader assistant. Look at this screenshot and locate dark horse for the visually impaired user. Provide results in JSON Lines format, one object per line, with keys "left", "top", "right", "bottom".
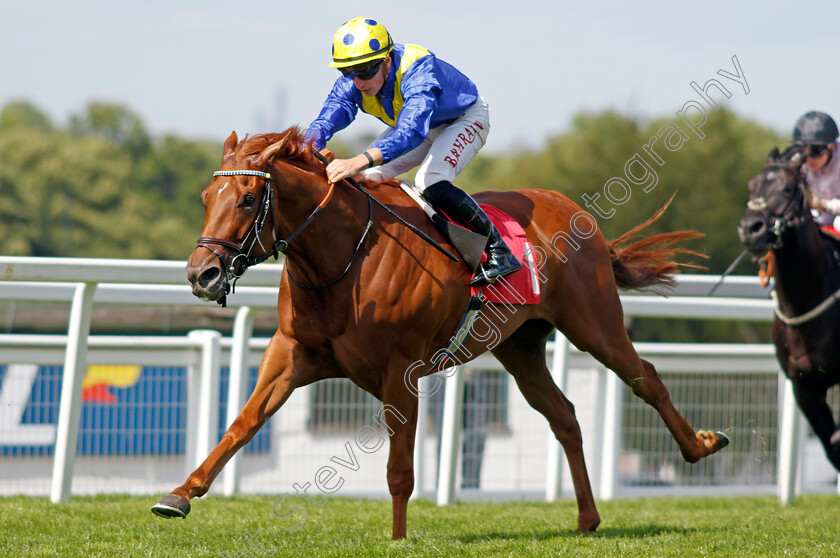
{"left": 152, "top": 127, "right": 729, "bottom": 539}
{"left": 738, "top": 145, "right": 840, "bottom": 471}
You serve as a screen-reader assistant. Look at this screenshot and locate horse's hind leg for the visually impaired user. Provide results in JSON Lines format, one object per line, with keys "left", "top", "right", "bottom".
{"left": 629, "top": 358, "right": 724, "bottom": 462}
{"left": 491, "top": 319, "right": 600, "bottom": 533}
{"left": 152, "top": 333, "right": 314, "bottom": 518}
{"left": 558, "top": 294, "right": 727, "bottom": 464}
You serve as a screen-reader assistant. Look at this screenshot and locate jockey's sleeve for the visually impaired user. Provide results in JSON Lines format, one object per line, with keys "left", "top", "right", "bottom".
{"left": 369, "top": 53, "right": 478, "bottom": 163}
{"left": 371, "top": 89, "right": 437, "bottom": 163}
{"left": 305, "top": 79, "right": 359, "bottom": 150}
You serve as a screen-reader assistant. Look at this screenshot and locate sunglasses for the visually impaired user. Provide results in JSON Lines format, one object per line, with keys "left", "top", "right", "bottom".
{"left": 340, "top": 60, "right": 383, "bottom": 80}
{"left": 807, "top": 145, "right": 829, "bottom": 158}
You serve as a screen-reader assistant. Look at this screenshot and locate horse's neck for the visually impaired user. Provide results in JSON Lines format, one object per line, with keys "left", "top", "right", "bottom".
{"left": 773, "top": 221, "right": 837, "bottom": 310}
{"left": 273, "top": 162, "right": 327, "bottom": 212}
{"left": 272, "top": 160, "right": 367, "bottom": 284}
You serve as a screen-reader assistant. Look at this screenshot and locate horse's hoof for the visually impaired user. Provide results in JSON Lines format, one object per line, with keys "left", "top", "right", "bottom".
{"left": 577, "top": 513, "right": 601, "bottom": 533}
{"left": 716, "top": 431, "right": 730, "bottom": 450}
{"left": 151, "top": 494, "right": 190, "bottom": 519}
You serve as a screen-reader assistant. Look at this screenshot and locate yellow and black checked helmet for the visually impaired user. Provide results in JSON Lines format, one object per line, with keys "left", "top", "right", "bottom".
{"left": 329, "top": 17, "right": 393, "bottom": 69}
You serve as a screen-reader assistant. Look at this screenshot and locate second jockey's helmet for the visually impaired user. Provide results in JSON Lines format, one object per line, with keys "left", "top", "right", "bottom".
{"left": 793, "top": 111, "right": 839, "bottom": 146}
{"left": 329, "top": 17, "right": 393, "bottom": 69}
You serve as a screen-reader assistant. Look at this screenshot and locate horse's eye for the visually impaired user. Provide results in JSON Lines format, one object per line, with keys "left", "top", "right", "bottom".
{"left": 242, "top": 194, "right": 255, "bottom": 206}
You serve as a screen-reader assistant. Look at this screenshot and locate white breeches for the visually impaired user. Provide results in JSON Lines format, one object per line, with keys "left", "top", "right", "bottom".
{"left": 361, "top": 95, "right": 490, "bottom": 189}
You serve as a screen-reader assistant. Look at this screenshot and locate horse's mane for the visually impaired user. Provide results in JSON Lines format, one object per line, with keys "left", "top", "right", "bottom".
{"left": 236, "top": 126, "right": 320, "bottom": 165}
{"left": 774, "top": 144, "right": 808, "bottom": 166}
{"left": 234, "top": 126, "right": 396, "bottom": 190}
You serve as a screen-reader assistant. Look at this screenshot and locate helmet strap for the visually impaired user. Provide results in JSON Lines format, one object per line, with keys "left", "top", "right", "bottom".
{"left": 818, "top": 144, "right": 835, "bottom": 170}
{"left": 376, "top": 56, "right": 392, "bottom": 96}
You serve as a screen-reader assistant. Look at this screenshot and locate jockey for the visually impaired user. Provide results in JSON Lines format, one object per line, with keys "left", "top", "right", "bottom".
{"left": 305, "top": 17, "right": 520, "bottom": 287}
{"left": 793, "top": 111, "right": 840, "bottom": 233}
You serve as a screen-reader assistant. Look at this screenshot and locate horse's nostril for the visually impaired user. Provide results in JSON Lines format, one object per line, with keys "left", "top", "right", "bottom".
{"left": 198, "top": 267, "right": 221, "bottom": 288}
{"left": 750, "top": 222, "right": 764, "bottom": 235}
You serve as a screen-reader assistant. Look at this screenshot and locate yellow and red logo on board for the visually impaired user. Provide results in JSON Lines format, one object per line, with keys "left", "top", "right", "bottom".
{"left": 82, "top": 365, "right": 142, "bottom": 403}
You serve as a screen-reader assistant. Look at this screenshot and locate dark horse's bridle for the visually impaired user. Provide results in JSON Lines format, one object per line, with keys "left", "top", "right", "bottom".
{"left": 196, "top": 168, "right": 373, "bottom": 305}
{"left": 718, "top": 162, "right": 805, "bottom": 295}
{"left": 745, "top": 162, "right": 811, "bottom": 250}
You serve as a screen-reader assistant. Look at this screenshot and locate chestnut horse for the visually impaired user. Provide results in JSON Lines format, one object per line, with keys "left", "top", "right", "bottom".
{"left": 152, "top": 127, "right": 729, "bottom": 539}
{"left": 738, "top": 145, "right": 840, "bottom": 471}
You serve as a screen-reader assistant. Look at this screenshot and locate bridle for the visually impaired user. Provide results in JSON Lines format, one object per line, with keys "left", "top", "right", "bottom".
{"left": 745, "top": 163, "right": 810, "bottom": 250}
{"left": 195, "top": 167, "right": 372, "bottom": 305}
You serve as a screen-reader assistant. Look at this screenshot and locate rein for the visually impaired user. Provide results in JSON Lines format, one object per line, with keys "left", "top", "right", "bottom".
{"left": 285, "top": 195, "right": 373, "bottom": 289}
{"left": 771, "top": 286, "right": 840, "bottom": 326}
{"left": 309, "top": 147, "right": 459, "bottom": 263}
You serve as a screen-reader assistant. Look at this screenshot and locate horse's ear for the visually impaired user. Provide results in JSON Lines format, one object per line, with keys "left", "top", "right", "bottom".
{"left": 256, "top": 134, "right": 290, "bottom": 168}
{"left": 778, "top": 144, "right": 807, "bottom": 167}
{"left": 223, "top": 131, "right": 238, "bottom": 159}
{"left": 766, "top": 146, "right": 779, "bottom": 162}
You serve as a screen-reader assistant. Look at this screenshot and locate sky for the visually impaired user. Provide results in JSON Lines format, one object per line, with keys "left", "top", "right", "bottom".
{"left": 2, "top": 1, "right": 839, "bottom": 154}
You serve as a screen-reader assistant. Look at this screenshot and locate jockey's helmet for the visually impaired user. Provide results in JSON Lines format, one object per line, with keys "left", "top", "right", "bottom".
{"left": 793, "top": 111, "right": 839, "bottom": 146}
{"left": 329, "top": 17, "right": 393, "bottom": 69}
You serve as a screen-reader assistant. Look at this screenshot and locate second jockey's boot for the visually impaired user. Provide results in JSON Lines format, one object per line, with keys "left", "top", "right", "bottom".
{"left": 423, "top": 181, "right": 521, "bottom": 287}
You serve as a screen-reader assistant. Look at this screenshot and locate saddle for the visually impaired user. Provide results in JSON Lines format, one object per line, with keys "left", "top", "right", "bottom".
{"left": 821, "top": 225, "right": 840, "bottom": 244}
{"left": 398, "top": 180, "right": 540, "bottom": 305}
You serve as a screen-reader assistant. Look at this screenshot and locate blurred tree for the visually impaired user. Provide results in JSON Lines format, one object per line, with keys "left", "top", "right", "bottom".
{"left": 459, "top": 108, "right": 783, "bottom": 272}
{"left": 0, "top": 101, "right": 219, "bottom": 259}
{"left": 133, "top": 135, "right": 221, "bottom": 259}
{"left": 0, "top": 129, "right": 135, "bottom": 256}
{"left": 69, "top": 102, "right": 151, "bottom": 159}
{"left": 0, "top": 101, "right": 55, "bottom": 133}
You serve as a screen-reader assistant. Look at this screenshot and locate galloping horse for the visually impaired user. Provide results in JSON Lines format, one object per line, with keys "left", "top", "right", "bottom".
{"left": 152, "top": 127, "right": 729, "bottom": 539}
{"left": 738, "top": 145, "right": 840, "bottom": 471}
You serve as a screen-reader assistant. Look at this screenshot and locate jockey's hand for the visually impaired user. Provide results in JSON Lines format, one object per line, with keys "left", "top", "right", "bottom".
{"left": 326, "top": 157, "right": 366, "bottom": 184}
{"left": 325, "top": 149, "right": 382, "bottom": 184}
{"left": 809, "top": 193, "right": 827, "bottom": 212}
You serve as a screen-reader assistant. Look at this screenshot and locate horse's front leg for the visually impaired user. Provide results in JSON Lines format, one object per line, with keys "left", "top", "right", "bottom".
{"left": 791, "top": 378, "right": 840, "bottom": 471}
{"left": 380, "top": 373, "right": 419, "bottom": 540}
{"left": 152, "top": 332, "right": 315, "bottom": 517}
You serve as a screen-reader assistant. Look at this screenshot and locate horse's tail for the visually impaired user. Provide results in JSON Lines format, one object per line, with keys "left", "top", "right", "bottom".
{"left": 609, "top": 196, "right": 706, "bottom": 293}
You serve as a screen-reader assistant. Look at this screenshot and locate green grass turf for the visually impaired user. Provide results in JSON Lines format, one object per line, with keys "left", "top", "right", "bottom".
{"left": 1, "top": 494, "right": 838, "bottom": 557}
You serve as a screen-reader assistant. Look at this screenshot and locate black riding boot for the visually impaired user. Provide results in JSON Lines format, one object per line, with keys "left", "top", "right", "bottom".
{"left": 424, "top": 181, "right": 521, "bottom": 287}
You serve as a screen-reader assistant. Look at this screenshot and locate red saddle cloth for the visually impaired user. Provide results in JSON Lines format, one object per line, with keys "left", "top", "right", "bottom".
{"left": 470, "top": 204, "right": 540, "bottom": 305}
{"left": 821, "top": 225, "right": 840, "bottom": 242}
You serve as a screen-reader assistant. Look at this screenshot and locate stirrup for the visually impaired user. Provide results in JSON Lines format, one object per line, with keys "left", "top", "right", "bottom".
{"left": 470, "top": 254, "right": 521, "bottom": 287}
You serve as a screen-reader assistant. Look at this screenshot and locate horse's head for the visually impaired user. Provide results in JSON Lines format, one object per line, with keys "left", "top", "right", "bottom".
{"left": 737, "top": 145, "right": 810, "bottom": 255}
{"left": 186, "top": 130, "right": 291, "bottom": 304}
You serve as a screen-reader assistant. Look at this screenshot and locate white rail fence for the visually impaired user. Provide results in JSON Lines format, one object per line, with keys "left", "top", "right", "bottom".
{"left": 1, "top": 256, "right": 838, "bottom": 505}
